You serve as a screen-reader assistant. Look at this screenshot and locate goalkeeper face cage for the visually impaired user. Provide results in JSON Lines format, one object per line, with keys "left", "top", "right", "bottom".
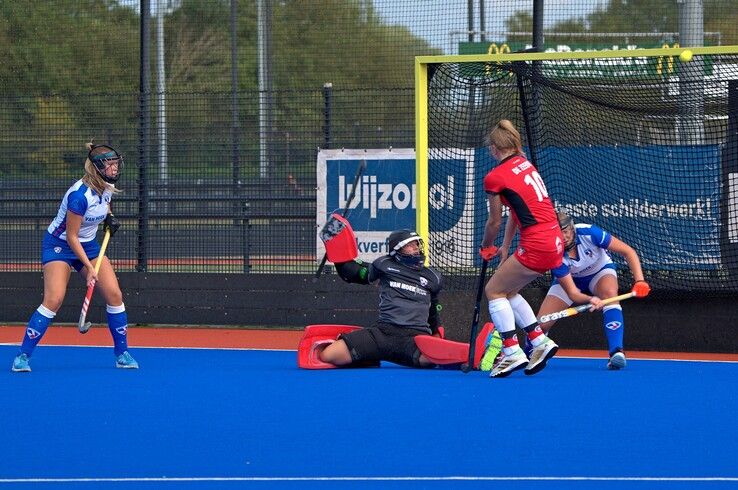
{"left": 388, "top": 229, "right": 426, "bottom": 269}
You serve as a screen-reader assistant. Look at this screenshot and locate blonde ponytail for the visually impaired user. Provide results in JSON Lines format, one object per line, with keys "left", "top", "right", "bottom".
{"left": 488, "top": 119, "right": 524, "bottom": 156}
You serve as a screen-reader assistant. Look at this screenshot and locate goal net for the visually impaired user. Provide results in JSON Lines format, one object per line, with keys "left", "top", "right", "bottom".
{"left": 415, "top": 46, "right": 738, "bottom": 294}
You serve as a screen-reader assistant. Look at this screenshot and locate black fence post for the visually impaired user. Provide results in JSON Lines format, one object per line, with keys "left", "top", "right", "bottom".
{"left": 323, "top": 82, "right": 333, "bottom": 149}
{"left": 230, "top": 0, "right": 250, "bottom": 273}
{"left": 138, "top": 0, "right": 151, "bottom": 272}
{"left": 721, "top": 80, "right": 738, "bottom": 276}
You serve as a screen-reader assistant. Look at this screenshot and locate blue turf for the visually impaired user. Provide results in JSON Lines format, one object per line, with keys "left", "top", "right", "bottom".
{"left": 0, "top": 345, "right": 736, "bottom": 489}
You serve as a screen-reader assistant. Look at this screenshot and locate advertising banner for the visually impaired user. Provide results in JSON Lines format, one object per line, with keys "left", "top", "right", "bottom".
{"left": 318, "top": 145, "right": 723, "bottom": 271}
{"left": 316, "top": 149, "right": 478, "bottom": 267}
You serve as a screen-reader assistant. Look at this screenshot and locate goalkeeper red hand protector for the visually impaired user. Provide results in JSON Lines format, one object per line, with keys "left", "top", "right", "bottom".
{"left": 479, "top": 246, "right": 498, "bottom": 261}
{"left": 632, "top": 280, "right": 651, "bottom": 298}
{"left": 320, "top": 214, "right": 358, "bottom": 263}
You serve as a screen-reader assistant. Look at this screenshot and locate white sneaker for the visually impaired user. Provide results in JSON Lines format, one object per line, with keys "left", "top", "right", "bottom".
{"left": 608, "top": 351, "right": 627, "bottom": 370}
{"left": 524, "top": 336, "right": 559, "bottom": 376}
{"left": 489, "top": 347, "right": 528, "bottom": 378}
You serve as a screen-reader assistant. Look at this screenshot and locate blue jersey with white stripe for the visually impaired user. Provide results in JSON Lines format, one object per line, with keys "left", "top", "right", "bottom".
{"left": 551, "top": 223, "right": 613, "bottom": 278}
{"left": 47, "top": 180, "right": 113, "bottom": 242}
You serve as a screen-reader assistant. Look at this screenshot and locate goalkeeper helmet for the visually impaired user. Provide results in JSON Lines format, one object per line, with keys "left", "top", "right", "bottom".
{"left": 388, "top": 229, "right": 425, "bottom": 269}
{"left": 88, "top": 144, "right": 123, "bottom": 184}
{"left": 557, "top": 212, "right": 577, "bottom": 251}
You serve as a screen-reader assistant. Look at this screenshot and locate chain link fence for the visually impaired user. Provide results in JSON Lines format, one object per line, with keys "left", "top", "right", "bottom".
{"left": 1, "top": 0, "right": 735, "bottom": 274}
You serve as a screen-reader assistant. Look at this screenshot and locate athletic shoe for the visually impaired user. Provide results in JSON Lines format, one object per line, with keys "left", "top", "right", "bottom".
{"left": 11, "top": 353, "right": 31, "bottom": 373}
{"left": 479, "top": 329, "right": 503, "bottom": 372}
{"left": 116, "top": 351, "right": 139, "bottom": 369}
{"left": 522, "top": 337, "right": 533, "bottom": 358}
{"left": 608, "top": 350, "right": 627, "bottom": 370}
{"left": 489, "top": 347, "right": 528, "bottom": 378}
{"left": 524, "top": 336, "right": 559, "bottom": 376}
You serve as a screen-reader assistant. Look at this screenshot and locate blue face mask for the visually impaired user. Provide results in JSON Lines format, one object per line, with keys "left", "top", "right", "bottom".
{"left": 394, "top": 252, "right": 425, "bottom": 270}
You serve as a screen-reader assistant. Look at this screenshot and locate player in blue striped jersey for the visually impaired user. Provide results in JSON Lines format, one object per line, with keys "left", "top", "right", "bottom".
{"left": 11, "top": 142, "right": 138, "bottom": 372}
{"left": 538, "top": 212, "right": 651, "bottom": 370}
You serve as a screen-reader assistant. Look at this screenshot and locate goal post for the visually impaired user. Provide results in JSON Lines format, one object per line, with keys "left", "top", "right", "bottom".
{"left": 415, "top": 45, "right": 738, "bottom": 294}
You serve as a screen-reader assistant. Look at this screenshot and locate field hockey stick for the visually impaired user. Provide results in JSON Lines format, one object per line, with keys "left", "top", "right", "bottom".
{"left": 78, "top": 228, "right": 112, "bottom": 334}
{"left": 537, "top": 291, "right": 636, "bottom": 324}
{"left": 461, "top": 258, "right": 490, "bottom": 373}
{"left": 314, "top": 159, "right": 366, "bottom": 280}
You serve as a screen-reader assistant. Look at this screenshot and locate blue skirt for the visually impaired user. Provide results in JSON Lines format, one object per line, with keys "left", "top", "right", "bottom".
{"left": 41, "top": 232, "right": 102, "bottom": 272}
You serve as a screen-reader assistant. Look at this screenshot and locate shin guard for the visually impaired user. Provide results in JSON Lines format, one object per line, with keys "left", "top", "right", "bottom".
{"left": 21, "top": 306, "right": 55, "bottom": 356}
{"left": 297, "top": 324, "right": 366, "bottom": 369}
{"left": 414, "top": 322, "right": 494, "bottom": 369}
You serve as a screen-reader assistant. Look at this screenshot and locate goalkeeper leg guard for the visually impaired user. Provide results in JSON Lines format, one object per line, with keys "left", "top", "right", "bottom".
{"left": 479, "top": 326, "right": 503, "bottom": 372}
{"left": 297, "top": 325, "right": 380, "bottom": 369}
{"left": 414, "top": 322, "right": 494, "bottom": 369}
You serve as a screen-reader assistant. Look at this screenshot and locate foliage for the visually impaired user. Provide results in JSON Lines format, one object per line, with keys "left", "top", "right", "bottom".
{"left": 0, "top": 0, "right": 439, "bottom": 178}
{"left": 0, "top": 1, "right": 734, "bottom": 179}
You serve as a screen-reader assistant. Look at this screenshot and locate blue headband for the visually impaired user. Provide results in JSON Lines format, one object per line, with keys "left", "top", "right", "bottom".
{"left": 92, "top": 150, "right": 119, "bottom": 162}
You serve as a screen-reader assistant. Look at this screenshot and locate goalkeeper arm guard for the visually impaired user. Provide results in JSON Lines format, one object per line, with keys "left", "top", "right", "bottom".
{"left": 335, "top": 259, "right": 370, "bottom": 285}
{"left": 428, "top": 298, "right": 443, "bottom": 336}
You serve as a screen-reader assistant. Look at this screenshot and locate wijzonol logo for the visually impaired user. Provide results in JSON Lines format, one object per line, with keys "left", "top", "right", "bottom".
{"left": 329, "top": 158, "right": 466, "bottom": 231}
{"left": 338, "top": 173, "right": 458, "bottom": 218}
{"left": 319, "top": 150, "right": 478, "bottom": 267}
{"left": 338, "top": 174, "right": 416, "bottom": 219}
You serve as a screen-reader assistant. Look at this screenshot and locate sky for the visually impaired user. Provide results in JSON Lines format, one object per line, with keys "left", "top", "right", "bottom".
{"left": 120, "top": 0, "right": 608, "bottom": 55}
{"left": 374, "top": 0, "right": 608, "bottom": 54}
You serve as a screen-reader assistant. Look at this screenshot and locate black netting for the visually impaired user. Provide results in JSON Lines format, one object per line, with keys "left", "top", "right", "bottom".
{"left": 426, "top": 53, "right": 738, "bottom": 295}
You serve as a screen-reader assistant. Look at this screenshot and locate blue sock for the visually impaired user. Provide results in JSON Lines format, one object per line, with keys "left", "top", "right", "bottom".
{"left": 603, "top": 305, "right": 624, "bottom": 355}
{"left": 20, "top": 305, "right": 55, "bottom": 356}
{"left": 107, "top": 304, "right": 129, "bottom": 357}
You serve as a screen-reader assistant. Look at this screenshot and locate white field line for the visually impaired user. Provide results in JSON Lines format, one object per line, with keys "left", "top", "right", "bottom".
{"left": 0, "top": 476, "right": 737, "bottom": 483}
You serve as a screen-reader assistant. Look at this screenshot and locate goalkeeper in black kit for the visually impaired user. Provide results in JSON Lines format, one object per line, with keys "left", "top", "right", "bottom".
{"left": 298, "top": 214, "right": 498, "bottom": 370}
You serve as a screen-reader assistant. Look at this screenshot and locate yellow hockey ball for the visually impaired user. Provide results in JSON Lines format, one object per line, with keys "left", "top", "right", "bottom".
{"left": 679, "top": 50, "right": 693, "bottom": 62}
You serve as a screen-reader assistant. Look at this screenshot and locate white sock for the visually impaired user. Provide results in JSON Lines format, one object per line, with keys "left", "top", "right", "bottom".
{"left": 488, "top": 298, "right": 518, "bottom": 355}
{"left": 106, "top": 303, "right": 126, "bottom": 314}
{"left": 509, "top": 294, "right": 537, "bottom": 328}
{"left": 37, "top": 304, "right": 56, "bottom": 318}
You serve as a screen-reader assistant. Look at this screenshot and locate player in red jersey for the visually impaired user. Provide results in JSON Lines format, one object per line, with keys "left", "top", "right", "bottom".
{"left": 479, "top": 120, "right": 602, "bottom": 378}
